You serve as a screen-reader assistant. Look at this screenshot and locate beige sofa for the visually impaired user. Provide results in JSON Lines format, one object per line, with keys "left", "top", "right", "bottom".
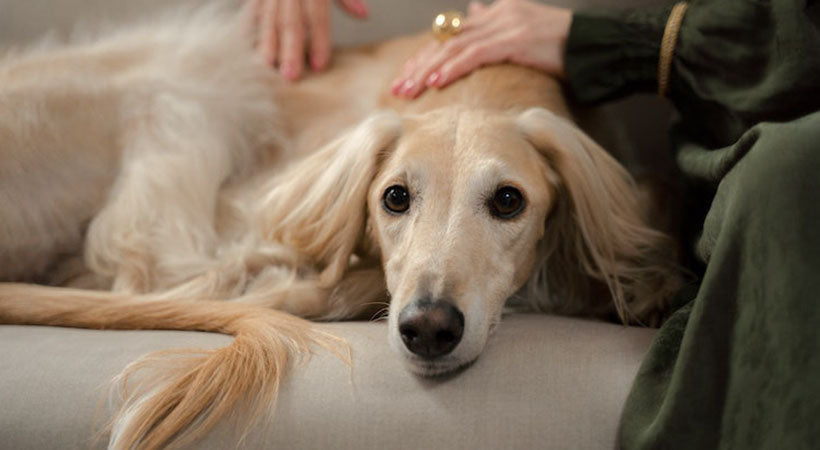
{"left": 0, "top": 1, "right": 673, "bottom": 448}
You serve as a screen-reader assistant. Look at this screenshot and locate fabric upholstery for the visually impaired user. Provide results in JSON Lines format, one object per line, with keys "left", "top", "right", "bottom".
{"left": 0, "top": 0, "right": 670, "bottom": 448}
{"left": 0, "top": 315, "right": 654, "bottom": 449}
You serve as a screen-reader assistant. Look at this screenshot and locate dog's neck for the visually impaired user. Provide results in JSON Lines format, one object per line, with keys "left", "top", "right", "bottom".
{"left": 273, "top": 33, "right": 571, "bottom": 162}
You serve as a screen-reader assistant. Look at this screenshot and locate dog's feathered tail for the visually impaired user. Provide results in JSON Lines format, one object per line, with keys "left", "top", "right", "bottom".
{"left": 0, "top": 283, "right": 348, "bottom": 450}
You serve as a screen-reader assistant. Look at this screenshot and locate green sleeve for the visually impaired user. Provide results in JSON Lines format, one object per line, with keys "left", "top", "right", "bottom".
{"left": 565, "top": 0, "right": 820, "bottom": 147}
{"left": 565, "top": 4, "right": 674, "bottom": 104}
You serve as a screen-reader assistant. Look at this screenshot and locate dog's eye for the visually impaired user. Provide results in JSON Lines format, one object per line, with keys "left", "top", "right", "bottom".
{"left": 383, "top": 185, "right": 410, "bottom": 214}
{"left": 489, "top": 186, "right": 525, "bottom": 219}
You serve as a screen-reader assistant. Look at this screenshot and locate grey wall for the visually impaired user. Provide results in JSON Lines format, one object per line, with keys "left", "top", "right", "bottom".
{"left": 1, "top": 0, "right": 668, "bottom": 45}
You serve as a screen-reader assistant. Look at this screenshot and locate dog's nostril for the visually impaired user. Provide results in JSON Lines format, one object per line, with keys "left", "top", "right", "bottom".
{"left": 398, "top": 299, "right": 464, "bottom": 359}
{"left": 399, "top": 325, "right": 419, "bottom": 342}
{"left": 435, "top": 330, "right": 456, "bottom": 344}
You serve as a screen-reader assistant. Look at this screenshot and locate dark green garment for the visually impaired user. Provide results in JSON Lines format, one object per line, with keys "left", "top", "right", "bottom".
{"left": 565, "top": 1, "right": 820, "bottom": 448}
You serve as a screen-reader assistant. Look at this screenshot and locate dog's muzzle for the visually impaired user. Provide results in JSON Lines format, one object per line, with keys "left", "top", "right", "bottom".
{"left": 398, "top": 299, "right": 464, "bottom": 359}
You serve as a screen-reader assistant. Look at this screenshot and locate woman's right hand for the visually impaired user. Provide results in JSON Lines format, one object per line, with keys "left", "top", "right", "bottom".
{"left": 392, "top": 0, "right": 572, "bottom": 98}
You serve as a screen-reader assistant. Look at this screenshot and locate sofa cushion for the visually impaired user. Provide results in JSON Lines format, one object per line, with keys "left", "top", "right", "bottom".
{"left": 0, "top": 1, "right": 667, "bottom": 448}
{"left": 0, "top": 314, "right": 654, "bottom": 449}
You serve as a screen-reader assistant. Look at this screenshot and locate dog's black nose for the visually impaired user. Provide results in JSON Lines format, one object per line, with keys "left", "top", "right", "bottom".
{"left": 398, "top": 299, "right": 464, "bottom": 359}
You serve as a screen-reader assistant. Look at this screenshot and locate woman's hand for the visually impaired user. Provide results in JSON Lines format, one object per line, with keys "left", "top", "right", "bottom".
{"left": 249, "top": 0, "right": 369, "bottom": 81}
{"left": 391, "top": 0, "right": 572, "bottom": 98}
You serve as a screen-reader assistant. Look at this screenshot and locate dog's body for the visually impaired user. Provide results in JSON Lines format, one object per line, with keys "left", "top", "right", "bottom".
{"left": 0, "top": 6, "right": 680, "bottom": 449}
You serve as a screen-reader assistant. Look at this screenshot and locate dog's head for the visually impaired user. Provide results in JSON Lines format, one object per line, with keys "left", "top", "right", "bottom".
{"left": 260, "top": 106, "right": 678, "bottom": 376}
{"left": 368, "top": 108, "right": 555, "bottom": 375}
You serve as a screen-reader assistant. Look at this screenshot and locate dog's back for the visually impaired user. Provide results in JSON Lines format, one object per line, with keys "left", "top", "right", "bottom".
{"left": 0, "top": 9, "right": 574, "bottom": 287}
{"left": 0, "top": 8, "right": 681, "bottom": 449}
{"left": 0, "top": 6, "right": 282, "bottom": 285}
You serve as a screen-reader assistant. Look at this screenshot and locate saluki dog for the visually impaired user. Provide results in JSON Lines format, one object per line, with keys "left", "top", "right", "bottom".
{"left": 0, "top": 4, "right": 680, "bottom": 449}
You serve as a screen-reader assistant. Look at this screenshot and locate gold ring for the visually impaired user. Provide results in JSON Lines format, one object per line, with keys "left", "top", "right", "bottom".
{"left": 432, "top": 11, "right": 464, "bottom": 43}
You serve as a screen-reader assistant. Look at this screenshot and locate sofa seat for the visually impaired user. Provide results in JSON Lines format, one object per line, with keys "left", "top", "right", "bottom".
{"left": 0, "top": 314, "right": 654, "bottom": 449}
{"left": 0, "top": 0, "right": 674, "bottom": 448}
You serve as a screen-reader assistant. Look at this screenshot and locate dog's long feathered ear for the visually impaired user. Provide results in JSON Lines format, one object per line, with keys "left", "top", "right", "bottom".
{"left": 256, "top": 111, "right": 401, "bottom": 287}
{"left": 516, "top": 108, "right": 680, "bottom": 325}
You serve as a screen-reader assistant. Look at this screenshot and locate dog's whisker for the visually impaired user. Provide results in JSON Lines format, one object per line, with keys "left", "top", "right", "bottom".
{"left": 369, "top": 307, "right": 391, "bottom": 322}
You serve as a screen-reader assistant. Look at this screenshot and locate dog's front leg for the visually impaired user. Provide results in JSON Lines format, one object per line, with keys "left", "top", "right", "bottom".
{"left": 84, "top": 91, "right": 256, "bottom": 295}
{"left": 234, "top": 260, "right": 388, "bottom": 321}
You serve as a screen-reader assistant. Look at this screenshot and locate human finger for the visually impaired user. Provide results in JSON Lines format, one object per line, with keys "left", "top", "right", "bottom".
{"left": 434, "top": 32, "right": 513, "bottom": 88}
{"left": 258, "top": 0, "right": 278, "bottom": 66}
{"left": 393, "top": 5, "right": 495, "bottom": 85}
{"left": 305, "top": 0, "right": 331, "bottom": 71}
{"left": 389, "top": 40, "right": 437, "bottom": 93}
{"left": 277, "top": 0, "right": 305, "bottom": 80}
{"left": 244, "top": 0, "right": 263, "bottom": 45}
{"left": 336, "top": 0, "right": 369, "bottom": 18}
{"left": 467, "top": 1, "right": 488, "bottom": 16}
{"left": 397, "top": 24, "right": 501, "bottom": 98}
{"left": 390, "top": 3, "right": 498, "bottom": 96}
{"left": 392, "top": 35, "right": 473, "bottom": 97}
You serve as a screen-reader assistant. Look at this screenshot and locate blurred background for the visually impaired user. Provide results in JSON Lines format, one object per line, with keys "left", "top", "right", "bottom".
{"left": 0, "top": 0, "right": 677, "bottom": 184}
{"left": 1, "top": 0, "right": 665, "bottom": 46}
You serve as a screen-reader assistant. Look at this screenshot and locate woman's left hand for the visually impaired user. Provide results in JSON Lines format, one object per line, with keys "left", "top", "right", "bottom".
{"left": 391, "top": 0, "right": 572, "bottom": 98}
{"left": 249, "top": 0, "right": 369, "bottom": 81}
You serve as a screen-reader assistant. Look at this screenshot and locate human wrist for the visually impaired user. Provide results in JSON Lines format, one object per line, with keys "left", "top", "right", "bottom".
{"left": 564, "top": 5, "right": 673, "bottom": 104}
{"left": 552, "top": 8, "right": 573, "bottom": 80}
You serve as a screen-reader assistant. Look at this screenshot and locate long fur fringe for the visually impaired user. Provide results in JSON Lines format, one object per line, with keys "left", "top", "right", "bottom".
{"left": 516, "top": 109, "right": 681, "bottom": 325}
{"left": 0, "top": 5, "right": 683, "bottom": 448}
{"left": 0, "top": 283, "right": 349, "bottom": 449}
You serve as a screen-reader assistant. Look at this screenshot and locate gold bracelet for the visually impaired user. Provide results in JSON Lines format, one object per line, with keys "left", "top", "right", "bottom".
{"left": 658, "top": 2, "right": 689, "bottom": 97}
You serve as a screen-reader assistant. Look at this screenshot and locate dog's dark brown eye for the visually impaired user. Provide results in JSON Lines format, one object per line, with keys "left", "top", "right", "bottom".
{"left": 383, "top": 185, "right": 410, "bottom": 214}
{"left": 489, "top": 186, "right": 525, "bottom": 219}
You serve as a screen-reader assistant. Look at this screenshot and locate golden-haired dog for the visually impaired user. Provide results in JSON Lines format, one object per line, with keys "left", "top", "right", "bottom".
{"left": 0, "top": 4, "right": 680, "bottom": 449}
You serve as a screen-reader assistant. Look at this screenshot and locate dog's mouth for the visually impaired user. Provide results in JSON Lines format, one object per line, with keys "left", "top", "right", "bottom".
{"left": 403, "top": 354, "right": 476, "bottom": 377}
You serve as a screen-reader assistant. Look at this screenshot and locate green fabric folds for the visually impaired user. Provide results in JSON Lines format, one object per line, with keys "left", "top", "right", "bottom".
{"left": 564, "top": 0, "right": 820, "bottom": 448}
{"left": 623, "top": 113, "right": 820, "bottom": 449}
{"left": 567, "top": 0, "right": 820, "bottom": 146}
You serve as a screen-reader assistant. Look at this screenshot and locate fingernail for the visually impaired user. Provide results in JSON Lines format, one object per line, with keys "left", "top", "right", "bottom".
{"left": 311, "top": 54, "right": 327, "bottom": 71}
{"left": 281, "top": 62, "right": 298, "bottom": 81}
{"left": 354, "top": 0, "right": 369, "bottom": 17}
{"left": 264, "top": 49, "right": 276, "bottom": 67}
{"left": 391, "top": 78, "right": 405, "bottom": 95}
{"left": 399, "top": 79, "right": 415, "bottom": 96}
{"left": 426, "top": 72, "right": 441, "bottom": 87}
{"left": 410, "top": 85, "right": 426, "bottom": 99}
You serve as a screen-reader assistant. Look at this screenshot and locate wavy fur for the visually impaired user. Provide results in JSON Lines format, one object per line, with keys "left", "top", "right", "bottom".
{"left": 517, "top": 108, "right": 680, "bottom": 325}
{"left": 0, "top": 6, "right": 681, "bottom": 449}
{"left": 0, "top": 283, "right": 348, "bottom": 449}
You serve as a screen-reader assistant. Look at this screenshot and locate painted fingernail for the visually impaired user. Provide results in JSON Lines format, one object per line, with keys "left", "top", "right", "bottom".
{"left": 353, "top": 0, "right": 369, "bottom": 17}
{"left": 391, "top": 78, "right": 405, "bottom": 95}
{"left": 311, "top": 54, "right": 327, "bottom": 71}
{"left": 400, "top": 79, "right": 415, "bottom": 96}
{"left": 426, "top": 72, "right": 441, "bottom": 87}
{"left": 281, "top": 62, "right": 298, "bottom": 81}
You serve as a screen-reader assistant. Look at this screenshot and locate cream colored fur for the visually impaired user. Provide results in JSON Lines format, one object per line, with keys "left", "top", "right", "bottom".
{"left": 0, "top": 4, "right": 680, "bottom": 449}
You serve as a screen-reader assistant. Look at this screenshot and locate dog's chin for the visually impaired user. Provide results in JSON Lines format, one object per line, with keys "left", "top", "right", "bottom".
{"left": 388, "top": 335, "right": 484, "bottom": 377}
{"left": 402, "top": 355, "right": 476, "bottom": 377}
